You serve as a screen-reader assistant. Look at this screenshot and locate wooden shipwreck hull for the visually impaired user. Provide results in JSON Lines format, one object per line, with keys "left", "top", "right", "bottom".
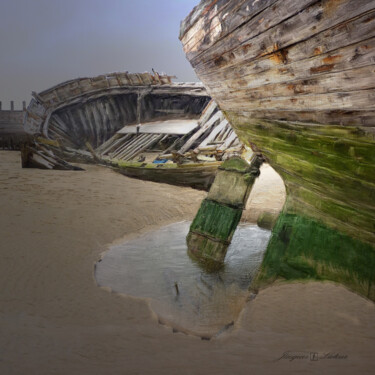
{"left": 23, "top": 71, "right": 245, "bottom": 188}
{"left": 181, "top": 0, "right": 375, "bottom": 299}
{"left": 24, "top": 72, "right": 210, "bottom": 149}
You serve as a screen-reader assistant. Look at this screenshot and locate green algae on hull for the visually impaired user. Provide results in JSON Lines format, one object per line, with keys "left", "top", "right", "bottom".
{"left": 225, "top": 114, "right": 375, "bottom": 300}
{"left": 226, "top": 113, "right": 375, "bottom": 245}
{"left": 253, "top": 212, "right": 375, "bottom": 301}
{"left": 189, "top": 199, "right": 243, "bottom": 242}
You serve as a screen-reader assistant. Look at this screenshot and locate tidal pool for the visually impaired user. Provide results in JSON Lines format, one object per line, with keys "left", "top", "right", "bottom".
{"left": 95, "top": 221, "right": 271, "bottom": 337}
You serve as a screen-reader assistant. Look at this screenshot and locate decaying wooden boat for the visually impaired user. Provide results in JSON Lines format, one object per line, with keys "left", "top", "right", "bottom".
{"left": 24, "top": 72, "right": 210, "bottom": 149}
{"left": 23, "top": 71, "right": 245, "bottom": 188}
{"left": 181, "top": 0, "right": 375, "bottom": 300}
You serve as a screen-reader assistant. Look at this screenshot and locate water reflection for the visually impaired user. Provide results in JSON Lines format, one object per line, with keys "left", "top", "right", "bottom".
{"left": 95, "top": 221, "right": 271, "bottom": 336}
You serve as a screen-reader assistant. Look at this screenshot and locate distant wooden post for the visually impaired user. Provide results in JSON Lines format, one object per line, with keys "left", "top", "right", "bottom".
{"left": 22, "top": 101, "right": 26, "bottom": 111}
{"left": 187, "top": 155, "right": 263, "bottom": 270}
{"left": 136, "top": 91, "right": 142, "bottom": 125}
{"left": 10, "top": 101, "right": 14, "bottom": 111}
{"left": 0, "top": 101, "right": 2, "bottom": 110}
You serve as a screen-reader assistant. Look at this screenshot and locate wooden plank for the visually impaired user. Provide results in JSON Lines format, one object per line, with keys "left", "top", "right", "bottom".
{"left": 97, "top": 100, "right": 111, "bottom": 144}
{"left": 198, "top": 119, "right": 228, "bottom": 148}
{"left": 76, "top": 106, "right": 95, "bottom": 146}
{"left": 121, "top": 134, "right": 158, "bottom": 161}
{"left": 125, "top": 134, "right": 165, "bottom": 161}
{"left": 100, "top": 134, "right": 132, "bottom": 155}
{"left": 197, "top": 99, "right": 218, "bottom": 126}
{"left": 118, "top": 134, "right": 153, "bottom": 160}
{"left": 227, "top": 108, "right": 375, "bottom": 128}
{"left": 218, "top": 130, "right": 238, "bottom": 150}
{"left": 218, "top": 124, "right": 233, "bottom": 142}
{"left": 179, "top": 110, "right": 223, "bottom": 153}
{"left": 48, "top": 117, "right": 79, "bottom": 147}
{"left": 112, "top": 134, "right": 145, "bottom": 159}
{"left": 203, "top": 36, "right": 375, "bottom": 120}
{"left": 111, "top": 135, "right": 138, "bottom": 158}
{"left": 219, "top": 88, "right": 375, "bottom": 112}
{"left": 96, "top": 133, "right": 121, "bottom": 153}
{"left": 220, "top": 65, "right": 375, "bottom": 101}
{"left": 215, "top": 123, "right": 230, "bottom": 141}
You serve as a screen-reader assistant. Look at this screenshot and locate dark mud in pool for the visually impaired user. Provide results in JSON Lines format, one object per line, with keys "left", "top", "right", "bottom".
{"left": 95, "top": 221, "right": 271, "bottom": 337}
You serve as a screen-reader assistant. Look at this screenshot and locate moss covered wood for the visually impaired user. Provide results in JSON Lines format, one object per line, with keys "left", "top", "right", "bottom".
{"left": 227, "top": 114, "right": 375, "bottom": 245}
{"left": 253, "top": 212, "right": 375, "bottom": 301}
{"left": 187, "top": 156, "right": 263, "bottom": 266}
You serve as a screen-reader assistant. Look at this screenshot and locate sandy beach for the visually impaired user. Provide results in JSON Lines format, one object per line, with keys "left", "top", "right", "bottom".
{"left": 1, "top": 150, "right": 374, "bottom": 375}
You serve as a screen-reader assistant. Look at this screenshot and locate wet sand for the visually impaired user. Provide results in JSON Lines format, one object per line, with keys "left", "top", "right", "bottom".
{"left": 242, "top": 163, "right": 286, "bottom": 223}
{"left": 1, "top": 151, "right": 374, "bottom": 375}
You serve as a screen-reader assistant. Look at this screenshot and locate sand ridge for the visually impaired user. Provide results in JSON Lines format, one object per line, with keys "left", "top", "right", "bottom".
{"left": 0, "top": 151, "right": 374, "bottom": 375}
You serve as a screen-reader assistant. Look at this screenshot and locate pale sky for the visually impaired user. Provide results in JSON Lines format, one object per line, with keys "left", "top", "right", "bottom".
{"left": 0, "top": 0, "right": 199, "bottom": 109}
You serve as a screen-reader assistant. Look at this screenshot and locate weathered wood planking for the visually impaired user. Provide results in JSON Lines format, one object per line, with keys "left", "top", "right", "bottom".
{"left": 220, "top": 89, "right": 375, "bottom": 112}
{"left": 37, "top": 72, "right": 175, "bottom": 107}
{"left": 228, "top": 109, "right": 375, "bottom": 128}
{"left": 189, "top": 0, "right": 375, "bottom": 71}
{"left": 98, "top": 99, "right": 241, "bottom": 162}
{"left": 221, "top": 66, "right": 375, "bottom": 100}
{"left": 24, "top": 71, "right": 209, "bottom": 142}
{"left": 181, "top": 0, "right": 375, "bottom": 127}
{"left": 179, "top": 109, "right": 223, "bottom": 153}
{"left": 25, "top": 72, "right": 210, "bottom": 148}
{"left": 204, "top": 11, "right": 375, "bottom": 89}
{"left": 181, "top": 0, "right": 280, "bottom": 60}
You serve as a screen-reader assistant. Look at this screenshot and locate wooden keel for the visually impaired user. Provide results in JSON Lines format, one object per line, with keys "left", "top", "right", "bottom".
{"left": 186, "top": 155, "right": 263, "bottom": 270}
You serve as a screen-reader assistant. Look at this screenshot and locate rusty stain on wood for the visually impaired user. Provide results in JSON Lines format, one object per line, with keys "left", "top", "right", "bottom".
{"left": 324, "top": 0, "right": 346, "bottom": 17}
{"left": 214, "top": 56, "right": 226, "bottom": 67}
{"left": 269, "top": 49, "right": 289, "bottom": 65}
{"left": 241, "top": 43, "right": 253, "bottom": 54}
{"left": 323, "top": 54, "right": 342, "bottom": 64}
{"left": 310, "top": 64, "right": 335, "bottom": 74}
{"left": 314, "top": 47, "right": 323, "bottom": 55}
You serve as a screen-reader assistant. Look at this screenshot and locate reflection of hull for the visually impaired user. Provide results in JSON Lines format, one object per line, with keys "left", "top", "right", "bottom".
{"left": 112, "top": 160, "right": 221, "bottom": 191}
{"left": 181, "top": 0, "right": 375, "bottom": 300}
